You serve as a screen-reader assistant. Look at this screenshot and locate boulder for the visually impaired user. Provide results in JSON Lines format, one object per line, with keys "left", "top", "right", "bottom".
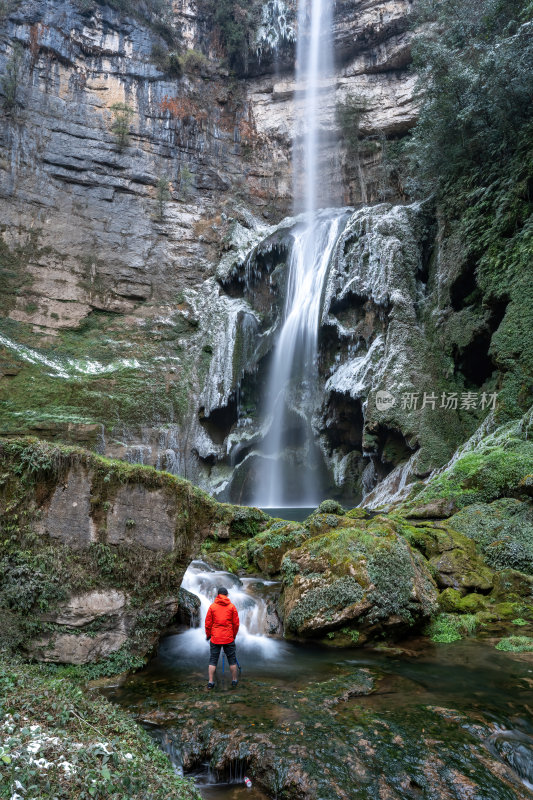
{"left": 401, "top": 522, "right": 494, "bottom": 593}
{"left": 280, "top": 520, "right": 438, "bottom": 641}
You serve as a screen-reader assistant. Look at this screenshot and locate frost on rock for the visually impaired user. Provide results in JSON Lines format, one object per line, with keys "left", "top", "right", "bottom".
{"left": 190, "top": 279, "right": 258, "bottom": 417}
{"left": 255, "top": 0, "right": 296, "bottom": 60}
{"left": 326, "top": 335, "right": 385, "bottom": 401}
{"left": 216, "top": 217, "right": 274, "bottom": 283}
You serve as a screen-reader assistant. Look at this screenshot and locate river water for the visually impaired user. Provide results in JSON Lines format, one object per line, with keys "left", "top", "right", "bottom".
{"left": 103, "top": 564, "right": 533, "bottom": 799}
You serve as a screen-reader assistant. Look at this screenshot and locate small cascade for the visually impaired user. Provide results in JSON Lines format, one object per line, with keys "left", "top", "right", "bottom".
{"left": 164, "top": 561, "right": 284, "bottom": 663}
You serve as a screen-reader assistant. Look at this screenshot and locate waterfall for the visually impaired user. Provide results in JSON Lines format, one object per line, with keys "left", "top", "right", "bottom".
{"left": 160, "top": 561, "right": 284, "bottom": 663}
{"left": 253, "top": 211, "right": 346, "bottom": 507}
{"left": 293, "top": 0, "right": 336, "bottom": 214}
{"left": 253, "top": 0, "right": 345, "bottom": 507}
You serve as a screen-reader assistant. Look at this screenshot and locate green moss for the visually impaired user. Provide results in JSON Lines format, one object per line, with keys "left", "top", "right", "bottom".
{"left": 449, "top": 498, "right": 533, "bottom": 574}
{"left": 512, "top": 617, "right": 528, "bottom": 626}
{"left": 228, "top": 506, "right": 269, "bottom": 539}
{"left": 246, "top": 524, "right": 309, "bottom": 575}
{"left": 285, "top": 576, "right": 365, "bottom": 635}
{"left": 437, "top": 588, "right": 489, "bottom": 614}
{"left": 0, "top": 437, "right": 239, "bottom": 662}
{"left": 345, "top": 507, "right": 370, "bottom": 520}
{"left": 403, "top": 413, "right": 533, "bottom": 511}
{"left": 0, "top": 312, "right": 197, "bottom": 438}
{"left": 495, "top": 636, "right": 533, "bottom": 652}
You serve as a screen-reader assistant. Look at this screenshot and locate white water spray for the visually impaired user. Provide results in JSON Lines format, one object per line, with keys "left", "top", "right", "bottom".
{"left": 164, "top": 561, "right": 284, "bottom": 664}
{"left": 254, "top": 0, "right": 344, "bottom": 507}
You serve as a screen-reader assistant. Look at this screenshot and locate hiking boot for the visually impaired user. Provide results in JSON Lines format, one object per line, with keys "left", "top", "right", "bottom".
{"left": 207, "top": 682, "right": 215, "bottom": 690}
{"left": 231, "top": 680, "right": 238, "bottom": 688}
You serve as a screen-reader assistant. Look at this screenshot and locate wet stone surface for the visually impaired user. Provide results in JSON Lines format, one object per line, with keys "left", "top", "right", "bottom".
{"left": 103, "top": 636, "right": 533, "bottom": 800}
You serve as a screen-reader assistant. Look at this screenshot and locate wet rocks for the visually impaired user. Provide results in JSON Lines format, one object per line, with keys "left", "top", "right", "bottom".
{"left": 280, "top": 517, "right": 438, "bottom": 641}
{"left": 124, "top": 654, "right": 533, "bottom": 800}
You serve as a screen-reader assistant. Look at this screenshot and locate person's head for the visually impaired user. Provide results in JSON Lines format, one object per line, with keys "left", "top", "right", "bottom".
{"left": 217, "top": 586, "right": 228, "bottom": 596}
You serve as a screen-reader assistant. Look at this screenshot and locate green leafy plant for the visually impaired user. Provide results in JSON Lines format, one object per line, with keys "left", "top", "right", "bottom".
{"left": 425, "top": 613, "right": 478, "bottom": 643}
{"left": 151, "top": 42, "right": 182, "bottom": 76}
{"left": 495, "top": 636, "right": 533, "bottom": 652}
{"left": 110, "top": 102, "right": 135, "bottom": 150}
{"left": 155, "top": 177, "right": 171, "bottom": 221}
{"left": 179, "top": 164, "right": 193, "bottom": 200}
{"left": 1, "top": 42, "right": 24, "bottom": 112}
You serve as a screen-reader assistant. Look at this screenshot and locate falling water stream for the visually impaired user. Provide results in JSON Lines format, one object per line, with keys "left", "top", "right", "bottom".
{"left": 254, "top": 0, "right": 346, "bottom": 508}
{"left": 177, "top": 560, "right": 284, "bottom": 661}
{"left": 253, "top": 210, "right": 347, "bottom": 507}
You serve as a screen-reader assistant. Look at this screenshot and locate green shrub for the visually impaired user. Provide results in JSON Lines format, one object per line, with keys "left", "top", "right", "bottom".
{"left": 318, "top": 499, "right": 345, "bottom": 516}
{"left": 151, "top": 43, "right": 182, "bottom": 76}
{"left": 1, "top": 42, "right": 24, "bottom": 112}
{"left": 195, "top": 0, "right": 263, "bottom": 73}
{"left": 407, "top": 0, "right": 533, "bottom": 416}
{"left": 495, "top": 636, "right": 533, "bottom": 652}
{"left": 110, "top": 102, "right": 135, "bottom": 150}
{"left": 425, "top": 613, "right": 478, "bottom": 643}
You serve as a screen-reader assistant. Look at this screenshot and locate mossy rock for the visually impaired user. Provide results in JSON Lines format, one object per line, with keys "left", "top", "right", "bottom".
{"left": 400, "top": 412, "right": 533, "bottom": 512}
{"left": 245, "top": 523, "right": 310, "bottom": 576}
{"left": 491, "top": 569, "right": 533, "bottom": 600}
{"left": 398, "top": 518, "right": 495, "bottom": 593}
{"left": 437, "top": 588, "right": 488, "bottom": 613}
{"left": 429, "top": 547, "right": 493, "bottom": 593}
{"left": 201, "top": 550, "right": 242, "bottom": 575}
{"left": 345, "top": 507, "right": 371, "bottom": 520}
{"left": 280, "top": 524, "right": 438, "bottom": 641}
{"left": 448, "top": 498, "right": 533, "bottom": 575}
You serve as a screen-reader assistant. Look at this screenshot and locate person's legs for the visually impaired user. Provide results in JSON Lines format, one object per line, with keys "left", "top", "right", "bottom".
{"left": 208, "top": 643, "right": 221, "bottom": 686}
{"left": 223, "top": 642, "right": 238, "bottom": 684}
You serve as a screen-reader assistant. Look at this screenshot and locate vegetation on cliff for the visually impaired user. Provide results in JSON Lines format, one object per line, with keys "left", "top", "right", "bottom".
{"left": 0, "top": 438, "right": 253, "bottom": 669}
{"left": 409, "top": 0, "right": 533, "bottom": 417}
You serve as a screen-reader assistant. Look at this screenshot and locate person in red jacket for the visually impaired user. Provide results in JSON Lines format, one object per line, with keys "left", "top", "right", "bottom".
{"left": 205, "top": 587, "right": 240, "bottom": 689}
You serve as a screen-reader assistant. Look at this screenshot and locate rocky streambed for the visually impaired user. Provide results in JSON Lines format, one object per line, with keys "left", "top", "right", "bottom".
{"left": 103, "top": 628, "right": 533, "bottom": 799}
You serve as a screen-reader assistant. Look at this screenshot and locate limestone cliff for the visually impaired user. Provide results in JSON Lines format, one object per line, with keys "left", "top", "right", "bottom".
{"left": 1, "top": 0, "right": 516, "bottom": 506}
{"left": 0, "top": 0, "right": 422, "bottom": 501}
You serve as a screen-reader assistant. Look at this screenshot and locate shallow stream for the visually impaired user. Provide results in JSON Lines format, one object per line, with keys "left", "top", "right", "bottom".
{"left": 103, "top": 566, "right": 533, "bottom": 799}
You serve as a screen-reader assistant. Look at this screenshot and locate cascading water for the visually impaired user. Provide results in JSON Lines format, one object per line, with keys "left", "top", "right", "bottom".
{"left": 253, "top": 211, "right": 346, "bottom": 507}
{"left": 161, "top": 561, "right": 284, "bottom": 666}
{"left": 253, "top": 0, "right": 346, "bottom": 507}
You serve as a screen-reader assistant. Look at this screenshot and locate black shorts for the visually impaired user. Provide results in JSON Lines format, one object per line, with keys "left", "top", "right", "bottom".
{"left": 209, "top": 640, "right": 237, "bottom": 666}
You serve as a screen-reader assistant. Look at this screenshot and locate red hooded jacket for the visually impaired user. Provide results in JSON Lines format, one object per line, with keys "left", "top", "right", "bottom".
{"left": 205, "top": 594, "right": 240, "bottom": 645}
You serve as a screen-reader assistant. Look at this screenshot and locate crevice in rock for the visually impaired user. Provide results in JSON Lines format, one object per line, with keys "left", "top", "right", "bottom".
{"left": 368, "top": 424, "right": 414, "bottom": 471}
{"left": 450, "top": 259, "right": 481, "bottom": 311}
{"left": 322, "top": 392, "right": 364, "bottom": 452}
{"left": 453, "top": 330, "right": 494, "bottom": 387}
{"left": 199, "top": 395, "right": 239, "bottom": 444}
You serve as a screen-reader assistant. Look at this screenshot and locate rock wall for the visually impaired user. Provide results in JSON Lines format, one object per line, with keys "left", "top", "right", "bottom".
{"left": 0, "top": 437, "right": 254, "bottom": 663}
{"left": 0, "top": 0, "right": 424, "bottom": 502}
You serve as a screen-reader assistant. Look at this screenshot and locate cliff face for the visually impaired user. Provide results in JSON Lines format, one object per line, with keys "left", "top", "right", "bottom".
{"left": 0, "top": 0, "right": 421, "bottom": 499}
{"left": 0, "top": 437, "right": 263, "bottom": 663}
